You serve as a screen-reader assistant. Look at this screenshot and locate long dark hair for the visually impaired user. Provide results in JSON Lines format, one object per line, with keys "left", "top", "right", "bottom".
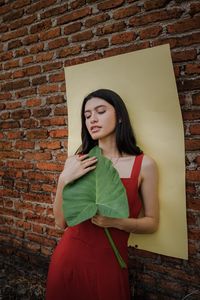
{"left": 80, "top": 89, "right": 142, "bottom": 155}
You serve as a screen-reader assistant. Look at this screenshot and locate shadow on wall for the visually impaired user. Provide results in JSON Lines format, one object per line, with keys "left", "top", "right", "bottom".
{"left": 0, "top": 253, "right": 48, "bottom": 300}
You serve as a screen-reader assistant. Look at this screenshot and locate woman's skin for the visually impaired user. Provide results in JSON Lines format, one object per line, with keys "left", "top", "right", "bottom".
{"left": 53, "top": 97, "right": 159, "bottom": 233}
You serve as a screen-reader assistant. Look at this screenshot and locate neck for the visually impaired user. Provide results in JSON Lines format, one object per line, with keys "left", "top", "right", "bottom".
{"left": 98, "top": 135, "right": 120, "bottom": 158}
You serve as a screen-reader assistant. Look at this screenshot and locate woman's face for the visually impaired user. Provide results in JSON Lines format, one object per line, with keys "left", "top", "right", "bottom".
{"left": 84, "top": 97, "right": 117, "bottom": 140}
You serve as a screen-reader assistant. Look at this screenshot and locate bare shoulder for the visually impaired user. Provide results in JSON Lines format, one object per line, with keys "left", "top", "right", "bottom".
{"left": 141, "top": 155, "right": 158, "bottom": 177}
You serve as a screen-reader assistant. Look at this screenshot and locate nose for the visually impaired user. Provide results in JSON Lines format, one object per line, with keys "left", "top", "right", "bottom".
{"left": 90, "top": 112, "right": 98, "bottom": 123}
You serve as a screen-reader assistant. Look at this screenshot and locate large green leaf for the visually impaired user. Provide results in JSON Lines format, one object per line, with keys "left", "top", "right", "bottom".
{"left": 62, "top": 146, "right": 129, "bottom": 226}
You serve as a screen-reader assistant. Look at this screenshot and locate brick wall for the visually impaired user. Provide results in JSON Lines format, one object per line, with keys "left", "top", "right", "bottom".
{"left": 0, "top": 0, "right": 199, "bottom": 299}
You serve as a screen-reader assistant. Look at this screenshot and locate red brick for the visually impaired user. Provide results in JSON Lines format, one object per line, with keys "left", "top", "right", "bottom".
{"left": 190, "top": 2, "right": 200, "bottom": 15}
{"left": 26, "top": 171, "right": 55, "bottom": 182}
{"left": 70, "top": 0, "right": 86, "bottom": 9}
{"left": 63, "top": 52, "right": 104, "bottom": 67}
{"left": 40, "top": 184, "right": 56, "bottom": 192}
{"left": 39, "top": 141, "right": 61, "bottom": 150}
{"left": 64, "top": 22, "right": 82, "bottom": 35}
{"left": 85, "top": 14, "right": 110, "bottom": 27}
{"left": 29, "top": 43, "right": 44, "bottom": 54}
{"left": 0, "top": 121, "right": 20, "bottom": 129}
{"left": 186, "top": 170, "right": 200, "bottom": 181}
{"left": 22, "top": 119, "right": 38, "bottom": 129}
{"left": 38, "top": 84, "right": 59, "bottom": 95}
{"left": 11, "top": 109, "right": 31, "bottom": 120}
{"left": 48, "top": 37, "right": 68, "bottom": 50}
{"left": 15, "top": 48, "right": 28, "bottom": 57}
{"left": 182, "top": 111, "right": 200, "bottom": 120}
{"left": 12, "top": 0, "right": 30, "bottom": 9}
{"left": 71, "top": 30, "right": 93, "bottom": 42}
{"left": 185, "top": 63, "right": 200, "bottom": 75}
{"left": 40, "top": 3, "right": 68, "bottom": 19}
{"left": 153, "top": 32, "right": 200, "bottom": 49}
{"left": 0, "top": 51, "right": 13, "bottom": 62}
{"left": 97, "top": 0, "right": 124, "bottom": 11}
{"left": 49, "top": 129, "right": 68, "bottom": 138}
{"left": 26, "top": 0, "right": 56, "bottom": 14}
{"left": 96, "top": 21, "right": 125, "bottom": 35}
{"left": 167, "top": 16, "right": 200, "bottom": 34}
{"left": 4, "top": 60, "right": 20, "bottom": 70}
{"left": 23, "top": 34, "right": 38, "bottom": 45}
{"left": 0, "top": 71, "right": 12, "bottom": 80}
{"left": 32, "top": 224, "right": 43, "bottom": 234}
{"left": 58, "top": 45, "right": 81, "bottom": 58}
{"left": 15, "top": 87, "right": 37, "bottom": 98}
{"left": 84, "top": 38, "right": 109, "bottom": 51}
{"left": 36, "top": 52, "right": 54, "bottom": 62}
{"left": 41, "top": 246, "right": 53, "bottom": 256}
{"left": 37, "top": 162, "right": 63, "bottom": 172}
{"left": 3, "top": 9, "right": 24, "bottom": 23}
{"left": 193, "top": 93, "right": 200, "bottom": 105}
{"left": 22, "top": 56, "right": 34, "bottom": 65}
{"left": 40, "top": 117, "right": 66, "bottom": 126}
{"left": 113, "top": 5, "right": 140, "bottom": 19}
{"left": 46, "top": 95, "right": 65, "bottom": 104}
{"left": 0, "top": 151, "right": 20, "bottom": 159}
{"left": 8, "top": 40, "right": 22, "bottom": 50}
{"left": 1, "top": 27, "right": 28, "bottom": 42}
{"left": 57, "top": 7, "right": 92, "bottom": 25}
{"left": 15, "top": 220, "right": 31, "bottom": 230}
{"left": 0, "top": 93, "right": 12, "bottom": 101}
{"left": 26, "top": 129, "right": 48, "bottom": 139}
{"left": 26, "top": 98, "right": 41, "bottom": 107}
{"left": 129, "top": 8, "right": 183, "bottom": 26}
{"left": 111, "top": 31, "right": 136, "bottom": 45}
{"left": 54, "top": 106, "right": 68, "bottom": 116}
{"left": 43, "top": 61, "right": 62, "bottom": 72}
{"left": 0, "top": 112, "right": 10, "bottom": 120}
{"left": 7, "top": 160, "right": 34, "bottom": 170}
{"left": 144, "top": 0, "right": 171, "bottom": 11}
{"left": 10, "top": 15, "right": 37, "bottom": 30}
{"left": 171, "top": 49, "right": 197, "bottom": 62}
{"left": 32, "top": 107, "right": 51, "bottom": 118}
{"left": 7, "top": 131, "right": 22, "bottom": 139}
{"left": 187, "top": 198, "right": 200, "bottom": 211}
{"left": 15, "top": 181, "right": 29, "bottom": 192}
{"left": 139, "top": 25, "right": 162, "bottom": 39}
{"left": 104, "top": 41, "right": 149, "bottom": 57}
{"left": 22, "top": 192, "right": 52, "bottom": 204}
{"left": 39, "top": 27, "right": 60, "bottom": 41}
{"left": 49, "top": 72, "right": 65, "bottom": 83}
{"left": 177, "top": 78, "right": 200, "bottom": 92}
{"left": 1, "top": 79, "right": 29, "bottom": 91}
{"left": 189, "top": 124, "right": 200, "bottom": 135}
{"left": 0, "top": 4, "right": 11, "bottom": 14}
{"left": 32, "top": 76, "right": 47, "bottom": 86}
{"left": 185, "top": 139, "right": 200, "bottom": 151}
{"left": 56, "top": 153, "right": 68, "bottom": 162}
{"left": 24, "top": 152, "right": 52, "bottom": 161}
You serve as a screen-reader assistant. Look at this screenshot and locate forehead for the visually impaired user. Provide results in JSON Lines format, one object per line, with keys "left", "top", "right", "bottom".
{"left": 84, "top": 97, "right": 112, "bottom": 110}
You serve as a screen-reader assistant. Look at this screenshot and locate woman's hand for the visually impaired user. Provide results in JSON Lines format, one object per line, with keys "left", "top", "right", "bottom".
{"left": 59, "top": 154, "right": 98, "bottom": 185}
{"left": 91, "top": 215, "right": 120, "bottom": 229}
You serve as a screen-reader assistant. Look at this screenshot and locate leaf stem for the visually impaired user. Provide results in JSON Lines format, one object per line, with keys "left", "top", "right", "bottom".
{"left": 104, "top": 228, "right": 127, "bottom": 269}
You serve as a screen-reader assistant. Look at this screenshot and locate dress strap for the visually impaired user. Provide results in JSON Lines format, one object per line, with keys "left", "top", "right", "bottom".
{"left": 130, "top": 154, "right": 144, "bottom": 181}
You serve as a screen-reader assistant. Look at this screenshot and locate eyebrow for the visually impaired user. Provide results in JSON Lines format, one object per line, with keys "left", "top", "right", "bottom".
{"left": 84, "top": 105, "right": 106, "bottom": 113}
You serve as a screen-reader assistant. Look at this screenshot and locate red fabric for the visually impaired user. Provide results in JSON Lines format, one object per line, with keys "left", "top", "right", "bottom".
{"left": 46, "top": 154, "right": 143, "bottom": 300}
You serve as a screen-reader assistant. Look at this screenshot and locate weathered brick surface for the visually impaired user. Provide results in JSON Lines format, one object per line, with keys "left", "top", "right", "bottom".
{"left": 0, "top": 0, "right": 200, "bottom": 299}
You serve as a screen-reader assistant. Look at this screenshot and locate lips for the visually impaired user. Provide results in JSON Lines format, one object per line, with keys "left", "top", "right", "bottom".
{"left": 90, "top": 126, "right": 101, "bottom": 133}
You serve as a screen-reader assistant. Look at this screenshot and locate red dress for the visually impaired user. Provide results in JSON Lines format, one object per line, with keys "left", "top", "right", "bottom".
{"left": 46, "top": 154, "right": 143, "bottom": 300}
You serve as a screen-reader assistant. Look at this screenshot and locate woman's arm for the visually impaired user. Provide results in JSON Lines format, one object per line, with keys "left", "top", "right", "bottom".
{"left": 91, "top": 155, "right": 159, "bottom": 234}
{"left": 53, "top": 154, "right": 98, "bottom": 229}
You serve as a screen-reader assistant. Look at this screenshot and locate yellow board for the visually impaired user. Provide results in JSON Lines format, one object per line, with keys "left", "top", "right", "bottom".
{"left": 64, "top": 44, "right": 188, "bottom": 259}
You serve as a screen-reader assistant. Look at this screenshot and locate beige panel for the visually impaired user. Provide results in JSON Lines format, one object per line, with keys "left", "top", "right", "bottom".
{"left": 64, "top": 44, "right": 188, "bottom": 259}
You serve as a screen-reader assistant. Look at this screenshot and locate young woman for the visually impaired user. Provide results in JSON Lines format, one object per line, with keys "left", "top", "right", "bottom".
{"left": 46, "top": 89, "right": 159, "bottom": 300}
